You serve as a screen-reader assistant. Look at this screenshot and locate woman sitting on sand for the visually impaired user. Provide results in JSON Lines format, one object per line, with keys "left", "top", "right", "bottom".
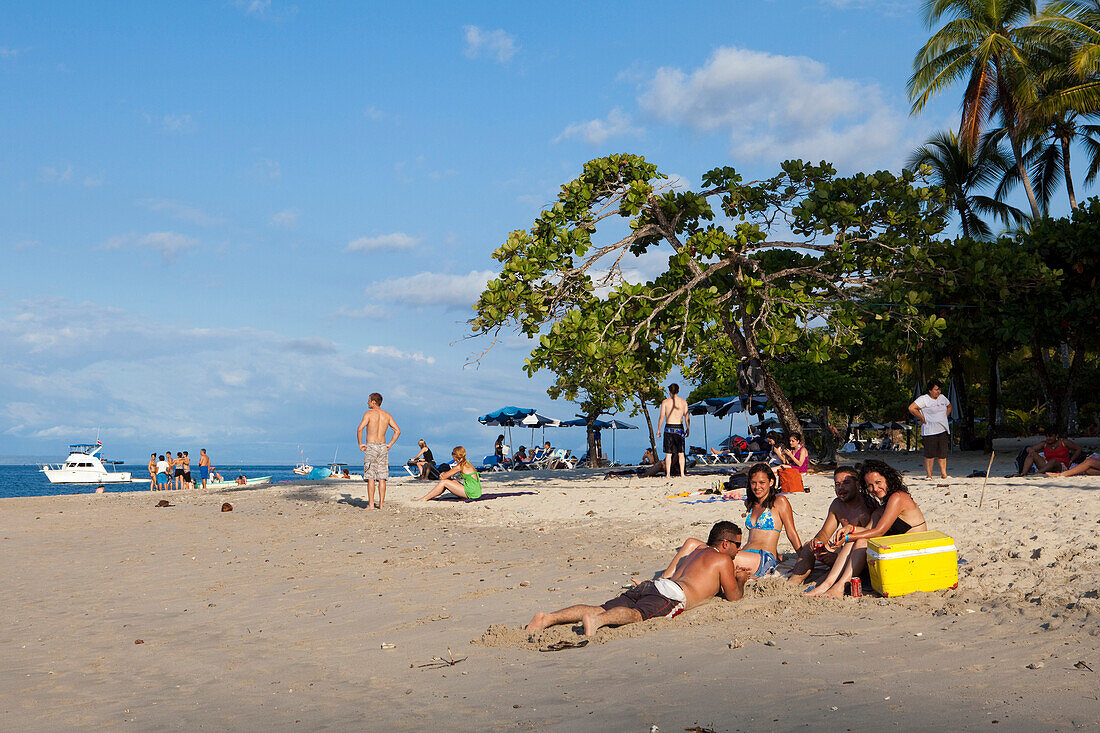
{"left": 1048, "top": 452, "right": 1100, "bottom": 477}
{"left": 413, "top": 446, "right": 483, "bottom": 501}
{"left": 806, "top": 459, "right": 927, "bottom": 598}
{"left": 776, "top": 432, "right": 810, "bottom": 474}
{"left": 410, "top": 439, "right": 434, "bottom": 480}
{"left": 733, "top": 463, "right": 802, "bottom": 579}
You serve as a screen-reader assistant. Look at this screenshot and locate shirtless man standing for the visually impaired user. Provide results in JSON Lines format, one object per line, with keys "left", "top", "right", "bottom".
{"left": 787, "top": 466, "right": 876, "bottom": 585}
{"left": 356, "top": 392, "right": 401, "bottom": 510}
{"left": 526, "top": 521, "right": 745, "bottom": 636}
{"left": 198, "top": 448, "right": 211, "bottom": 489}
{"left": 657, "top": 383, "right": 690, "bottom": 478}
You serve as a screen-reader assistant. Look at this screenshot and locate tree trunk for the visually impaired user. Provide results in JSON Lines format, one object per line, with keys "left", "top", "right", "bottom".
{"left": 1030, "top": 341, "right": 1054, "bottom": 425}
{"left": 638, "top": 394, "right": 657, "bottom": 454}
{"left": 1061, "top": 344, "right": 1085, "bottom": 434}
{"left": 818, "top": 406, "right": 838, "bottom": 463}
{"left": 985, "top": 348, "right": 1000, "bottom": 453}
{"left": 585, "top": 414, "right": 600, "bottom": 468}
{"left": 1060, "top": 135, "right": 1077, "bottom": 210}
{"left": 949, "top": 351, "right": 975, "bottom": 450}
{"left": 721, "top": 310, "right": 801, "bottom": 435}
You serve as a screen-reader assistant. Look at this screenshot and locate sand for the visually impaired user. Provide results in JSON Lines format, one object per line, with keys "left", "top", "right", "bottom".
{"left": 2, "top": 444, "right": 1098, "bottom": 731}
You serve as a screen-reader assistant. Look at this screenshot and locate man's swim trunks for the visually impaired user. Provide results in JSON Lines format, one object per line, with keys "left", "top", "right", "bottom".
{"left": 602, "top": 578, "right": 686, "bottom": 620}
{"left": 362, "top": 443, "right": 389, "bottom": 480}
{"left": 663, "top": 425, "right": 685, "bottom": 455}
{"left": 199, "top": 465, "right": 210, "bottom": 480}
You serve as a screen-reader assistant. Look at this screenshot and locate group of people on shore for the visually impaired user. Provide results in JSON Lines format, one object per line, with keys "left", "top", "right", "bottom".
{"left": 148, "top": 448, "right": 216, "bottom": 490}
{"left": 527, "top": 458, "right": 928, "bottom": 634}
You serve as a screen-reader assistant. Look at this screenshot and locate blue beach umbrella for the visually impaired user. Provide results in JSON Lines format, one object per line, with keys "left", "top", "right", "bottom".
{"left": 478, "top": 406, "right": 538, "bottom": 454}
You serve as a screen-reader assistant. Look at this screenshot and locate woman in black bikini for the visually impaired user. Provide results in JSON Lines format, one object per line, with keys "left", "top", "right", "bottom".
{"left": 807, "top": 459, "right": 926, "bottom": 598}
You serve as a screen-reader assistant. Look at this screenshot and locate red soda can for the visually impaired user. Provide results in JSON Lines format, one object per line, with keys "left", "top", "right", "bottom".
{"left": 850, "top": 577, "right": 862, "bottom": 597}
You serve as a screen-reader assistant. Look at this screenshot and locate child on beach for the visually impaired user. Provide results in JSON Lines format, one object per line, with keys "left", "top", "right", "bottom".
{"left": 413, "top": 446, "right": 483, "bottom": 501}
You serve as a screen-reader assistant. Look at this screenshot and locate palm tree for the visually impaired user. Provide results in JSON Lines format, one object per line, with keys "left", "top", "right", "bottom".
{"left": 908, "top": 130, "right": 1026, "bottom": 238}
{"left": 996, "top": 108, "right": 1100, "bottom": 211}
{"left": 909, "top": 0, "right": 1048, "bottom": 219}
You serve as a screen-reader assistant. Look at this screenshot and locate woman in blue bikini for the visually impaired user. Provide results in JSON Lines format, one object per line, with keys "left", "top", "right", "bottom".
{"left": 733, "top": 463, "right": 803, "bottom": 579}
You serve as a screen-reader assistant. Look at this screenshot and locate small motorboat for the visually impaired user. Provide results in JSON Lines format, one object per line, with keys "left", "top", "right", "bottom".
{"left": 41, "top": 442, "right": 140, "bottom": 484}
{"left": 206, "top": 475, "right": 272, "bottom": 490}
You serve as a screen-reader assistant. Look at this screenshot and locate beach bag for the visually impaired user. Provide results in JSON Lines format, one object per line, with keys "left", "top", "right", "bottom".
{"left": 1014, "top": 448, "right": 1030, "bottom": 474}
{"left": 777, "top": 466, "right": 805, "bottom": 493}
{"left": 725, "top": 474, "right": 748, "bottom": 492}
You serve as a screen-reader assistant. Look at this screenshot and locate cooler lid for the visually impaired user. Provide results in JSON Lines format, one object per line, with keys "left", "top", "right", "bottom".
{"left": 867, "top": 530, "right": 955, "bottom": 554}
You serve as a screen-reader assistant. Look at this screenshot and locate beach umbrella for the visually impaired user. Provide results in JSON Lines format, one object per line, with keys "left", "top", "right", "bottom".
{"left": 689, "top": 397, "right": 735, "bottom": 451}
{"left": 602, "top": 419, "right": 637, "bottom": 464}
{"left": 947, "top": 378, "right": 963, "bottom": 423}
{"left": 478, "top": 406, "right": 537, "bottom": 453}
{"left": 520, "top": 412, "right": 561, "bottom": 446}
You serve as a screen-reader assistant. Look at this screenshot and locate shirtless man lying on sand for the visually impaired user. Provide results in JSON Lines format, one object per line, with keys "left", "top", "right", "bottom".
{"left": 788, "top": 466, "right": 876, "bottom": 585}
{"left": 526, "top": 521, "right": 746, "bottom": 636}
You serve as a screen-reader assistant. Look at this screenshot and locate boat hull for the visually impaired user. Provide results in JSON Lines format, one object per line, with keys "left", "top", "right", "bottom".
{"left": 42, "top": 469, "right": 136, "bottom": 484}
{"left": 205, "top": 476, "right": 272, "bottom": 490}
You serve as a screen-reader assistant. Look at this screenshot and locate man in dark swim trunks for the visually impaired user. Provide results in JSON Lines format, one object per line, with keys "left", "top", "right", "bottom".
{"left": 658, "top": 383, "right": 690, "bottom": 478}
{"left": 525, "top": 521, "right": 746, "bottom": 636}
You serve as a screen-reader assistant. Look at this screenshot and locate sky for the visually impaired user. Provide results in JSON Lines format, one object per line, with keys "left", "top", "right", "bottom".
{"left": 0, "top": 1, "right": 1072, "bottom": 464}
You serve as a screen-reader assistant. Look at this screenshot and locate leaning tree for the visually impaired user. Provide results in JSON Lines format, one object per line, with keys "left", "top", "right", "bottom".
{"left": 472, "top": 154, "right": 952, "bottom": 436}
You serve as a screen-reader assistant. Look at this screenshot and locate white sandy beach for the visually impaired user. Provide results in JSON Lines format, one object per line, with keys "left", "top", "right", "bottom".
{"left": 2, "top": 445, "right": 1098, "bottom": 731}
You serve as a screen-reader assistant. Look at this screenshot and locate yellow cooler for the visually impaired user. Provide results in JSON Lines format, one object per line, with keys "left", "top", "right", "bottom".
{"left": 867, "top": 530, "right": 958, "bottom": 597}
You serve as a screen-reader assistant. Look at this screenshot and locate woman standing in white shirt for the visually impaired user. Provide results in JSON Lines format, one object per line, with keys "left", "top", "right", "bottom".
{"left": 908, "top": 379, "right": 952, "bottom": 479}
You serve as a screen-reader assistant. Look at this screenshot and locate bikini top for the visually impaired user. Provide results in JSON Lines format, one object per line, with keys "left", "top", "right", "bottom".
{"left": 745, "top": 505, "right": 776, "bottom": 531}
{"left": 887, "top": 516, "right": 912, "bottom": 535}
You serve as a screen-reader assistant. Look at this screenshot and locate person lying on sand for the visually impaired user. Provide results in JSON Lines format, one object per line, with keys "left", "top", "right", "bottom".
{"left": 806, "top": 459, "right": 927, "bottom": 598}
{"left": 735, "top": 463, "right": 802, "bottom": 580}
{"left": 788, "top": 466, "right": 876, "bottom": 586}
{"left": 412, "top": 446, "right": 482, "bottom": 501}
{"left": 1047, "top": 452, "right": 1100, "bottom": 477}
{"left": 525, "top": 521, "right": 746, "bottom": 636}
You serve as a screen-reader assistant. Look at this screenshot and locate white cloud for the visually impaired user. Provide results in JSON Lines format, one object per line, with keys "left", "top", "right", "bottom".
{"left": 140, "top": 198, "right": 222, "bottom": 227}
{"left": 329, "top": 304, "right": 387, "bottom": 320}
{"left": 364, "top": 345, "right": 435, "bottom": 364}
{"left": 83, "top": 175, "right": 103, "bottom": 187}
{"left": 232, "top": 0, "right": 271, "bottom": 15}
{"left": 39, "top": 165, "right": 74, "bottom": 184}
{"left": 346, "top": 232, "right": 420, "bottom": 252}
{"left": 102, "top": 231, "right": 200, "bottom": 260}
{"left": 281, "top": 337, "right": 336, "bottom": 354}
{"left": 366, "top": 269, "right": 494, "bottom": 308}
{"left": 160, "top": 113, "right": 194, "bottom": 133}
{"left": 639, "top": 46, "right": 921, "bottom": 170}
{"left": 253, "top": 158, "right": 282, "bottom": 181}
{"left": 271, "top": 208, "right": 299, "bottom": 227}
{"left": 554, "top": 107, "right": 643, "bottom": 145}
{"left": 13, "top": 239, "right": 41, "bottom": 250}
{"left": 364, "top": 106, "right": 385, "bottom": 120}
{"left": 0, "top": 46, "right": 20, "bottom": 59}
{"left": 463, "top": 25, "right": 518, "bottom": 63}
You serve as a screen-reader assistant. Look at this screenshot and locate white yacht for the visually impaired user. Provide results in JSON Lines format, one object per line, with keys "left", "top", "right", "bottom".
{"left": 41, "top": 443, "right": 137, "bottom": 484}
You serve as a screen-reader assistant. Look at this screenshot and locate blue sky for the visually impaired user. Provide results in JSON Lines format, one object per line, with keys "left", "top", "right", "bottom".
{"left": 0, "top": 1, "right": 1068, "bottom": 464}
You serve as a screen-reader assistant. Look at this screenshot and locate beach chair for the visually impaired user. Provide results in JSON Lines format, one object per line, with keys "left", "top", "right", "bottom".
{"left": 544, "top": 448, "right": 577, "bottom": 469}
{"left": 528, "top": 447, "right": 553, "bottom": 469}
{"left": 480, "top": 455, "right": 506, "bottom": 472}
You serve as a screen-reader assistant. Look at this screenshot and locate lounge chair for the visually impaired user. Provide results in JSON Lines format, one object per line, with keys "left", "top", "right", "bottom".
{"left": 479, "top": 455, "right": 506, "bottom": 472}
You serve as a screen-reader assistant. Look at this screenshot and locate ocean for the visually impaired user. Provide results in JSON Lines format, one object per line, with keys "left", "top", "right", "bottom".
{"left": 0, "top": 464, "right": 409, "bottom": 499}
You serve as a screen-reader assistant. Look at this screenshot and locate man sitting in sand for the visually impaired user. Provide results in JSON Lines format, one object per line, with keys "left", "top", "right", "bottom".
{"left": 788, "top": 466, "right": 876, "bottom": 585}
{"left": 356, "top": 391, "right": 401, "bottom": 510}
{"left": 525, "top": 521, "right": 746, "bottom": 636}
